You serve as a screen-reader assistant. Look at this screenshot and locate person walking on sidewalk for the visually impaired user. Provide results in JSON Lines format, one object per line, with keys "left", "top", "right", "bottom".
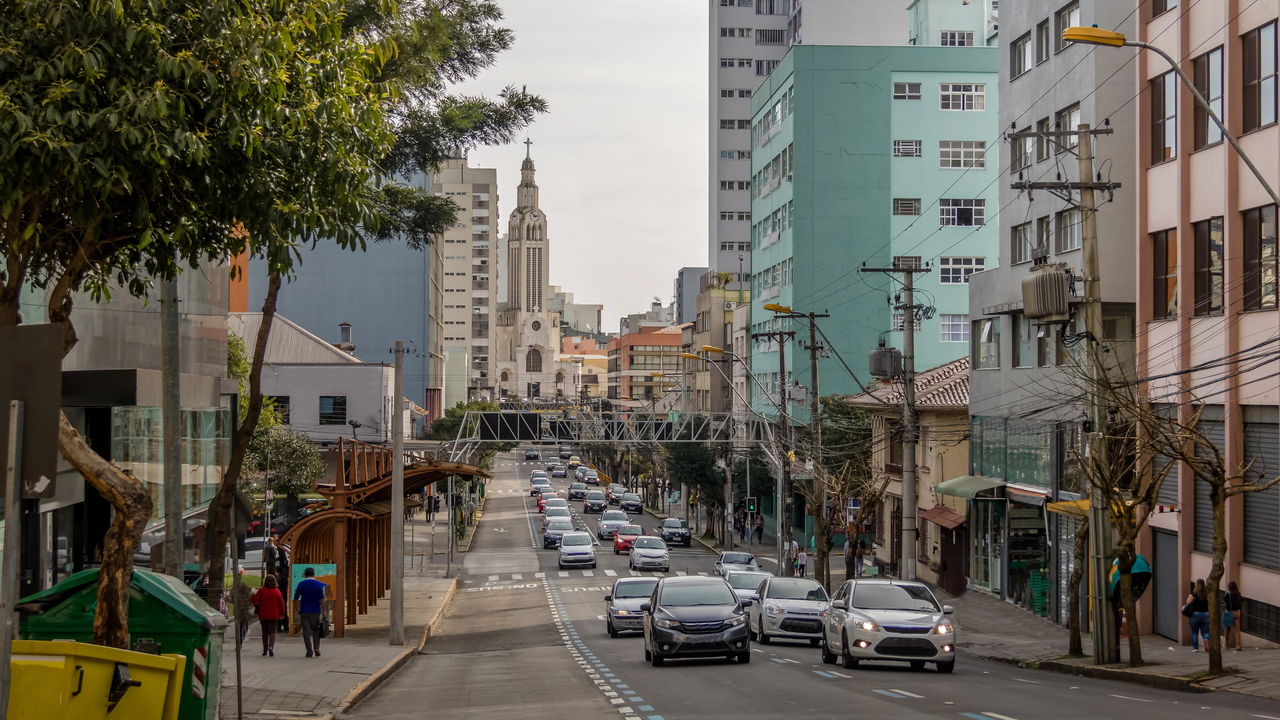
{"left": 1185, "top": 579, "right": 1210, "bottom": 651}
{"left": 252, "top": 575, "right": 287, "bottom": 656}
{"left": 795, "top": 547, "right": 808, "bottom": 578}
{"left": 754, "top": 516, "right": 764, "bottom": 545}
{"left": 294, "top": 567, "right": 330, "bottom": 658}
{"left": 1223, "top": 580, "right": 1244, "bottom": 652}
{"left": 854, "top": 541, "right": 866, "bottom": 578}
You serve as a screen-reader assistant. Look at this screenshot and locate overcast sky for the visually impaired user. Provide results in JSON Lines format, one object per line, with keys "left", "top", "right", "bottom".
{"left": 457, "top": 0, "right": 708, "bottom": 331}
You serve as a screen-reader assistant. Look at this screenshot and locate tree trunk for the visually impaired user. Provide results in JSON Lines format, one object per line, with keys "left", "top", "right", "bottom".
{"left": 1067, "top": 518, "right": 1089, "bottom": 657}
{"left": 58, "top": 413, "right": 154, "bottom": 647}
{"left": 206, "top": 273, "right": 281, "bottom": 610}
{"left": 1118, "top": 559, "right": 1143, "bottom": 667}
{"left": 814, "top": 503, "right": 829, "bottom": 589}
{"left": 1208, "top": 482, "right": 1227, "bottom": 674}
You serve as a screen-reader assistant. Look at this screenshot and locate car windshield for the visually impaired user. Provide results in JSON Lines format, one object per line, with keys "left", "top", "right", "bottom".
{"left": 533, "top": 479, "right": 550, "bottom": 486}
{"left": 851, "top": 583, "right": 940, "bottom": 612}
{"left": 726, "top": 572, "right": 770, "bottom": 590}
{"left": 722, "top": 553, "right": 754, "bottom": 564}
{"left": 633, "top": 537, "right": 665, "bottom": 550}
{"left": 613, "top": 580, "right": 658, "bottom": 599}
{"left": 570, "top": 483, "right": 586, "bottom": 490}
{"left": 616, "top": 525, "right": 643, "bottom": 536}
{"left": 562, "top": 535, "right": 592, "bottom": 547}
{"left": 660, "top": 582, "right": 737, "bottom": 606}
{"left": 622, "top": 493, "right": 640, "bottom": 501}
{"left": 546, "top": 508, "right": 570, "bottom": 516}
{"left": 585, "top": 491, "right": 605, "bottom": 500}
{"left": 548, "top": 521, "right": 574, "bottom": 531}
{"left": 662, "top": 519, "right": 688, "bottom": 529}
{"left": 601, "top": 511, "right": 627, "bottom": 522}
{"left": 545, "top": 499, "right": 567, "bottom": 507}
{"left": 766, "top": 578, "right": 829, "bottom": 601}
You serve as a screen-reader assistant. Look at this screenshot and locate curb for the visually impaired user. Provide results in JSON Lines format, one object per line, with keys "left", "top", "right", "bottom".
{"left": 323, "top": 578, "right": 459, "bottom": 719}
{"left": 959, "top": 647, "right": 1210, "bottom": 695}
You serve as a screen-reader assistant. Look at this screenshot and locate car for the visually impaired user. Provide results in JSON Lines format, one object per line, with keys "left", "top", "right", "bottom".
{"left": 558, "top": 531, "right": 597, "bottom": 569}
{"left": 529, "top": 470, "right": 549, "bottom": 483}
{"left": 546, "top": 461, "right": 561, "bottom": 472}
{"left": 641, "top": 576, "right": 752, "bottom": 666}
{"left": 524, "top": 449, "right": 540, "bottom": 460}
{"left": 543, "top": 519, "right": 576, "bottom": 548}
{"left": 819, "top": 579, "right": 956, "bottom": 673}
{"left": 619, "top": 493, "right": 643, "bottom": 514}
{"left": 537, "top": 492, "right": 561, "bottom": 512}
{"left": 724, "top": 570, "right": 773, "bottom": 603}
{"left": 605, "top": 577, "right": 660, "bottom": 637}
{"left": 559, "top": 447, "right": 573, "bottom": 460}
{"left": 606, "top": 484, "right": 627, "bottom": 505}
{"left": 551, "top": 465, "right": 568, "bottom": 478}
{"left": 542, "top": 507, "right": 573, "bottom": 529}
{"left": 658, "top": 517, "right": 691, "bottom": 547}
{"left": 748, "top": 576, "right": 829, "bottom": 646}
{"left": 568, "top": 455, "right": 582, "bottom": 469}
{"left": 596, "top": 510, "right": 630, "bottom": 539}
{"left": 583, "top": 469, "right": 600, "bottom": 484}
{"left": 574, "top": 466, "right": 588, "bottom": 480}
{"left": 629, "top": 536, "right": 670, "bottom": 572}
{"left": 613, "top": 524, "right": 644, "bottom": 554}
{"left": 530, "top": 478, "right": 552, "bottom": 497}
{"left": 714, "top": 552, "right": 759, "bottom": 576}
{"left": 582, "top": 489, "right": 608, "bottom": 514}
{"left": 543, "top": 497, "right": 569, "bottom": 514}
{"left": 567, "top": 482, "right": 589, "bottom": 500}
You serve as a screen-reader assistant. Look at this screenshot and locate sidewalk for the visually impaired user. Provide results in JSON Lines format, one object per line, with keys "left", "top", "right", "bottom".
{"left": 941, "top": 585, "right": 1280, "bottom": 701}
{"left": 218, "top": 517, "right": 457, "bottom": 719}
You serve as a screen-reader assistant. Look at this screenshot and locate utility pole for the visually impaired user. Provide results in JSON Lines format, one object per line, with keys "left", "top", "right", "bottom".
{"left": 390, "top": 340, "right": 406, "bottom": 645}
{"left": 751, "top": 328, "right": 796, "bottom": 575}
{"left": 801, "top": 312, "right": 828, "bottom": 585}
{"left": 161, "top": 276, "right": 183, "bottom": 578}
{"left": 861, "top": 262, "right": 929, "bottom": 581}
{"left": 1011, "top": 123, "right": 1118, "bottom": 664}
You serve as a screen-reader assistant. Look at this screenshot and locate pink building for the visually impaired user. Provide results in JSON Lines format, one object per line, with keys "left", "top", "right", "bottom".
{"left": 1135, "top": 1, "right": 1278, "bottom": 644}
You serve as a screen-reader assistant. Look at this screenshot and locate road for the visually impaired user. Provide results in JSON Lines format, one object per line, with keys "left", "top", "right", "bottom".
{"left": 349, "top": 450, "right": 1280, "bottom": 720}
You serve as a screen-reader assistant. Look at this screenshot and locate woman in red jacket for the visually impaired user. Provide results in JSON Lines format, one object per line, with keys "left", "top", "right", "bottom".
{"left": 251, "top": 574, "right": 287, "bottom": 656}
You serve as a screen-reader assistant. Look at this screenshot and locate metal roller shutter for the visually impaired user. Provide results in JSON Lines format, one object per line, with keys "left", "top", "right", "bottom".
{"left": 1154, "top": 453, "right": 1178, "bottom": 505}
{"left": 1193, "top": 420, "right": 1224, "bottom": 554}
{"left": 1243, "top": 422, "right": 1280, "bottom": 570}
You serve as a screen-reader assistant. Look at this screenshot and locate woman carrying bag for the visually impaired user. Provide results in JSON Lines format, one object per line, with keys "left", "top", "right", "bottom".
{"left": 1183, "top": 579, "right": 1210, "bottom": 651}
{"left": 252, "top": 575, "right": 287, "bottom": 657}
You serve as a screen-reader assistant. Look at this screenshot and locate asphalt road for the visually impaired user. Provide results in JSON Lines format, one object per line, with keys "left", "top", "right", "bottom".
{"left": 349, "top": 450, "right": 1280, "bottom": 720}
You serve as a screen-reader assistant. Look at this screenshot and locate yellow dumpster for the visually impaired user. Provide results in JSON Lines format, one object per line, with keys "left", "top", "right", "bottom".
{"left": 7, "top": 639, "right": 186, "bottom": 720}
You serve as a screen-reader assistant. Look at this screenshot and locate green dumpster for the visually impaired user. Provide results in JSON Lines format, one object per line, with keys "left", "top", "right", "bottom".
{"left": 17, "top": 568, "right": 227, "bottom": 720}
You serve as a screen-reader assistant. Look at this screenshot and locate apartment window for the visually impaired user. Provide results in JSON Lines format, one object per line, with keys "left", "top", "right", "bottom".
{"left": 1243, "top": 204, "right": 1278, "bottom": 311}
{"left": 893, "top": 140, "right": 923, "bottom": 157}
{"left": 720, "top": 180, "right": 750, "bottom": 190}
{"left": 1035, "top": 216, "right": 1051, "bottom": 257}
{"left": 1013, "top": 314, "right": 1034, "bottom": 368}
{"left": 940, "top": 257, "right": 985, "bottom": 283}
{"left": 1011, "top": 33, "right": 1033, "bottom": 78}
{"left": 720, "top": 27, "right": 751, "bottom": 38}
{"left": 1011, "top": 222, "right": 1033, "bottom": 264}
{"left": 1152, "top": 229, "right": 1179, "bottom": 320}
{"left": 1035, "top": 117, "right": 1051, "bottom": 160}
{"left": 319, "top": 396, "right": 348, "bottom": 425}
{"left": 893, "top": 198, "right": 921, "bottom": 216}
{"left": 939, "top": 140, "right": 987, "bottom": 168}
{"left": 939, "top": 198, "right": 985, "bottom": 226}
{"left": 1054, "top": 208, "right": 1082, "bottom": 252}
{"left": 268, "top": 396, "right": 291, "bottom": 424}
{"left": 1151, "top": 71, "right": 1177, "bottom": 163}
{"left": 939, "top": 314, "right": 970, "bottom": 342}
{"left": 1242, "top": 21, "right": 1278, "bottom": 133}
{"left": 1192, "top": 47, "right": 1224, "bottom": 148}
{"left": 1054, "top": 2, "right": 1080, "bottom": 53}
{"left": 941, "top": 31, "right": 975, "bottom": 47}
{"left": 756, "top": 0, "right": 786, "bottom": 14}
{"left": 1055, "top": 103, "right": 1080, "bottom": 151}
{"left": 939, "top": 83, "right": 985, "bottom": 110}
{"left": 1036, "top": 20, "right": 1051, "bottom": 64}
{"left": 892, "top": 313, "right": 921, "bottom": 332}
{"left": 756, "top": 29, "right": 786, "bottom": 45}
{"left": 972, "top": 318, "right": 1000, "bottom": 369}
{"left": 756, "top": 59, "right": 780, "bottom": 76}
{"left": 1010, "top": 129, "right": 1032, "bottom": 172}
{"left": 893, "top": 82, "right": 922, "bottom": 100}
{"left": 1152, "top": 0, "right": 1177, "bottom": 17}
{"left": 1193, "top": 217, "right": 1225, "bottom": 316}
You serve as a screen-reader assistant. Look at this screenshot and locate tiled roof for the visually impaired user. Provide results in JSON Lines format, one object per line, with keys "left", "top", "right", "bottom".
{"left": 846, "top": 356, "right": 969, "bottom": 409}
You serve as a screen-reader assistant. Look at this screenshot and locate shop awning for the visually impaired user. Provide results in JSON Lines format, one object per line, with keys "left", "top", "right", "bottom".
{"left": 1046, "top": 499, "right": 1090, "bottom": 517}
{"left": 934, "top": 475, "right": 1005, "bottom": 499}
{"left": 1005, "top": 484, "right": 1050, "bottom": 506}
{"left": 920, "top": 505, "right": 966, "bottom": 529}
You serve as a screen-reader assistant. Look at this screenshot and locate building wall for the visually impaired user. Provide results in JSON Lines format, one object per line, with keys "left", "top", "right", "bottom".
{"left": 674, "top": 266, "right": 708, "bottom": 324}
{"left": 794, "top": 0, "right": 909, "bottom": 46}
{"left": 257, "top": 363, "right": 397, "bottom": 444}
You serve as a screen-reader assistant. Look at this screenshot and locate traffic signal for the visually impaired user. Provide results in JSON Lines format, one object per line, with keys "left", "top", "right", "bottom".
{"left": 745, "top": 496, "right": 758, "bottom": 513}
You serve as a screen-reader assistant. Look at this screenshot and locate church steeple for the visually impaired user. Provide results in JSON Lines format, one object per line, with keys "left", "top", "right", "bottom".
{"left": 518, "top": 138, "right": 539, "bottom": 209}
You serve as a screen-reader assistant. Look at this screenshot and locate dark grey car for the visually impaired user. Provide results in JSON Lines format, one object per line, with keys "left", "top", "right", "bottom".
{"left": 642, "top": 577, "right": 753, "bottom": 666}
{"left": 605, "top": 577, "right": 659, "bottom": 637}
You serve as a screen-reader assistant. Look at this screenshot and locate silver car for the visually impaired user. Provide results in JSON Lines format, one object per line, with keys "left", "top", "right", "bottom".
{"left": 558, "top": 531, "right": 597, "bottom": 569}
{"left": 749, "top": 576, "right": 829, "bottom": 645}
{"left": 595, "top": 510, "right": 630, "bottom": 539}
{"left": 542, "top": 507, "right": 572, "bottom": 529}
{"left": 713, "top": 551, "right": 759, "bottom": 576}
{"left": 724, "top": 570, "right": 772, "bottom": 602}
{"left": 628, "top": 536, "right": 669, "bottom": 572}
{"left": 605, "top": 577, "right": 659, "bottom": 637}
{"left": 820, "top": 579, "right": 956, "bottom": 673}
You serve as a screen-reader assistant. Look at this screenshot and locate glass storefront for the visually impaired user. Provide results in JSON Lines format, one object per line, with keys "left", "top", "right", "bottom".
{"left": 969, "top": 498, "right": 1004, "bottom": 595}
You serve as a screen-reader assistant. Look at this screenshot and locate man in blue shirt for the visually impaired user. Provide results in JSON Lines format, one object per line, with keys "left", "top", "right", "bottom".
{"left": 293, "top": 567, "right": 330, "bottom": 657}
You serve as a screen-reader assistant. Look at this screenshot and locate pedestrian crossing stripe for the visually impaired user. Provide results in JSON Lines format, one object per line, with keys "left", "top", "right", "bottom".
{"left": 604, "top": 569, "right": 617, "bottom": 576}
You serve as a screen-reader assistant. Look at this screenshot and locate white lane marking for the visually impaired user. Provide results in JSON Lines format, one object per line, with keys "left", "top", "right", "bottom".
{"left": 559, "top": 571, "right": 569, "bottom": 578}
{"left": 629, "top": 570, "right": 640, "bottom": 576}
{"left": 1012, "top": 678, "right": 1041, "bottom": 684}
{"left": 604, "top": 569, "right": 617, "bottom": 576}
{"left": 890, "top": 689, "right": 925, "bottom": 698}
{"left": 582, "top": 570, "right": 594, "bottom": 577}
{"left": 1107, "top": 695, "right": 1154, "bottom": 703}
{"left": 511, "top": 573, "right": 523, "bottom": 580}
{"left": 980, "top": 714, "right": 1022, "bottom": 720}
{"left": 1249, "top": 715, "right": 1280, "bottom": 720}
{"left": 488, "top": 575, "right": 499, "bottom": 581}
{"left": 535, "top": 572, "right": 546, "bottom": 579}
{"left": 675, "top": 571, "right": 688, "bottom": 576}
{"left": 829, "top": 671, "right": 852, "bottom": 678}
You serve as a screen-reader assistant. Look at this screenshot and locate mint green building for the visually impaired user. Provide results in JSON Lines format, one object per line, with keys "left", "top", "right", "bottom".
{"left": 748, "top": 44, "right": 998, "bottom": 422}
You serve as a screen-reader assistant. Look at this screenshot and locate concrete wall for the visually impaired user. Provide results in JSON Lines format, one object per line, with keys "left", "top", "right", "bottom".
{"left": 259, "top": 363, "right": 397, "bottom": 444}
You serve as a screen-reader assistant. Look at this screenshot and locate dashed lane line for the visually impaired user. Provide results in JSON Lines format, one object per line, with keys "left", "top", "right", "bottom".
{"left": 1107, "top": 694, "right": 1154, "bottom": 703}
{"left": 890, "top": 690, "right": 925, "bottom": 698}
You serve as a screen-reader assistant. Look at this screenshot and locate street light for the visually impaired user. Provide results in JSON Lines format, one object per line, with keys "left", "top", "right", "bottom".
{"left": 701, "top": 345, "right": 725, "bottom": 355}
{"left": 762, "top": 303, "right": 793, "bottom": 314}
{"left": 1063, "top": 26, "right": 1279, "bottom": 206}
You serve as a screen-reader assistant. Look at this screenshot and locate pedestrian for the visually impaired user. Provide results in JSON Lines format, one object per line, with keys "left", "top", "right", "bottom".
{"left": 854, "top": 541, "right": 866, "bottom": 577}
{"left": 252, "top": 574, "right": 287, "bottom": 657}
{"left": 275, "top": 540, "right": 292, "bottom": 632}
{"left": 1223, "top": 580, "right": 1244, "bottom": 652}
{"left": 754, "top": 516, "right": 764, "bottom": 545}
{"left": 737, "top": 515, "right": 747, "bottom": 543}
{"left": 796, "top": 547, "right": 808, "bottom": 578}
{"left": 843, "top": 538, "right": 853, "bottom": 577}
{"left": 293, "top": 567, "right": 330, "bottom": 658}
{"left": 1185, "top": 579, "right": 1210, "bottom": 651}
{"left": 232, "top": 571, "right": 253, "bottom": 646}
{"left": 264, "top": 534, "right": 279, "bottom": 577}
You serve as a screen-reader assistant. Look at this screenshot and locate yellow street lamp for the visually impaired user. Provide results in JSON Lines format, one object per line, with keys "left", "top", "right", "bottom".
{"left": 678, "top": 352, "right": 702, "bottom": 360}
{"left": 762, "top": 303, "right": 793, "bottom": 314}
{"left": 1063, "top": 26, "right": 1278, "bottom": 206}
{"left": 701, "top": 345, "right": 725, "bottom": 355}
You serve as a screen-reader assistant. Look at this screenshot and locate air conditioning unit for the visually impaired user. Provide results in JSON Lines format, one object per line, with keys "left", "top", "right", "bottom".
{"left": 724, "top": 301, "right": 736, "bottom": 310}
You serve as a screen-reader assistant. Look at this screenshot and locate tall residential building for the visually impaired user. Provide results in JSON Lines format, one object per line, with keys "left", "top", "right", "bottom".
{"left": 431, "top": 157, "right": 499, "bottom": 403}
{"left": 673, "top": 266, "right": 708, "bottom": 324}
{"left": 964, "top": 0, "right": 1137, "bottom": 627}
{"left": 1133, "top": 2, "right": 1279, "bottom": 646}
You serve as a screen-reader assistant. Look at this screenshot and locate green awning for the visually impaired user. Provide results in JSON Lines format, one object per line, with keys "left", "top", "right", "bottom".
{"left": 935, "top": 475, "right": 1005, "bottom": 499}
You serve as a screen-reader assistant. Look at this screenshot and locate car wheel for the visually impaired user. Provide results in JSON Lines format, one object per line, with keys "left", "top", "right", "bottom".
{"left": 608, "top": 621, "right": 618, "bottom": 638}
{"left": 614, "top": 548, "right": 619, "bottom": 555}
{"left": 840, "top": 632, "right": 859, "bottom": 669}
{"left": 937, "top": 659, "right": 955, "bottom": 674}
{"left": 757, "top": 617, "right": 771, "bottom": 644}
{"left": 737, "top": 651, "right": 751, "bottom": 664}
{"left": 820, "top": 634, "right": 837, "bottom": 665}
{"left": 650, "top": 651, "right": 664, "bottom": 667}
{"left": 558, "top": 563, "right": 564, "bottom": 570}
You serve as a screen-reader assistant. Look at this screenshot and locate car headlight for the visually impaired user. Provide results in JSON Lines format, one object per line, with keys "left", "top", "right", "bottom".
{"left": 854, "top": 618, "right": 880, "bottom": 632}
{"left": 934, "top": 622, "right": 954, "bottom": 635}
{"left": 661, "top": 552, "right": 669, "bottom": 559}
{"left": 765, "top": 604, "right": 782, "bottom": 617}
{"left": 614, "top": 610, "right": 633, "bottom": 616}
{"left": 726, "top": 615, "right": 746, "bottom": 627}
{"left": 654, "top": 618, "right": 676, "bottom": 629}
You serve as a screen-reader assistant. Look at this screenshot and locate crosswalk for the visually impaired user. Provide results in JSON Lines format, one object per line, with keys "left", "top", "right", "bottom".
{"left": 468, "top": 569, "right": 716, "bottom": 583}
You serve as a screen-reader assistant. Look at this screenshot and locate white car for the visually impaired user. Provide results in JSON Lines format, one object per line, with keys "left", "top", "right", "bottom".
{"left": 713, "top": 551, "right": 759, "bottom": 576}
{"left": 627, "top": 536, "right": 670, "bottom": 572}
{"left": 542, "top": 497, "right": 569, "bottom": 514}
{"left": 595, "top": 510, "right": 630, "bottom": 539}
{"left": 558, "top": 531, "right": 597, "bottom": 570}
{"left": 820, "top": 579, "right": 955, "bottom": 673}
{"left": 542, "top": 507, "right": 572, "bottom": 529}
{"left": 724, "top": 570, "right": 772, "bottom": 602}
{"left": 749, "top": 576, "right": 829, "bottom": 645}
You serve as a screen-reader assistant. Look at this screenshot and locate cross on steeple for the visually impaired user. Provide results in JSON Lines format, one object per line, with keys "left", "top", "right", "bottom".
{"left": 524, "top": 137, "right": 533, "bottom": 158}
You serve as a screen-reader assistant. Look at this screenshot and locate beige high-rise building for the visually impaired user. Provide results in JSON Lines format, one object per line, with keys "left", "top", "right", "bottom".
{"left": 431, "top": 157, "right": 499, "bottom": 403}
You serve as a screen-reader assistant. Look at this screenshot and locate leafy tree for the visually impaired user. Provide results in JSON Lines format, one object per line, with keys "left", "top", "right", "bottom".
{"left": 243, "top": 428, "right": 327, "bottom": 497}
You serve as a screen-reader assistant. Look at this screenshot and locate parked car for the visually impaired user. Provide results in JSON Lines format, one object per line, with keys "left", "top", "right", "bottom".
{"left": 628, "top": 536, "right": 670, "bottom": 572}
{"left": 542, "top": 507, "right": 573, "bottom": 529}
{"left": 714, "top": 552, "right": 759, "bottom": 576}
{"left": 530, "top": 478, "right": 552, "bottom": 497}
{"left": 724, "top": 570, "right": 772, "bottom": 603}
{"left": 749, "top": 577, "right": 829, "bottom": 646}
{"left": 658, "top": 517, "right": 691, "bottom": 547}
{"left": 619, "top": 493, "right": 643, "bottom": 514}
{"left": 582, "top": 489, "right": 608, "bottom": 514}
{"left": 524, "top": 449, "right": 540, "bottom": 460}
{"left": 567, "top": 482, "right": 589, "bottom": 500}
{"left": 543, "top": 519, "right": 576, "bottom": 548}
{"left": 551, "top": 465, "right": 568, "bottom": 478}
{"left": 558, "top": 531, "right": 597, "bottom": 569}
{"left": 819, "top": 579, "right": 955, "bottom": 673}
{"left": 612, "top": 524, "right": 644, "bottom": 554}
{"left": 641, "top": 576, "right": 752, "bottom": 665}
{"left": 596, "top": 510, "right": 630, "bottom": 539}
{"left": 605, "top": 577, "right": 659, "bottom": 637}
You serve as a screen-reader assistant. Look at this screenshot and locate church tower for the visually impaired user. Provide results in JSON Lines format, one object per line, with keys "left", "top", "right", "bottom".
{"left": 507, "top": 141, "right": 549, "bottom": 313}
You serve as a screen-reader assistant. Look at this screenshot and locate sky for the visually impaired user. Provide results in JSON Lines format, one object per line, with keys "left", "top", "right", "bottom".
{"left": 457, "top": 0, "right": 708, "bottom": 331}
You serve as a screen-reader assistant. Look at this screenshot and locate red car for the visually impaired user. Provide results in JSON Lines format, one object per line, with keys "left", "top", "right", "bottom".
{"left": 612, "top": 524, "right": 644, "bottom": 554}
{"left": 537, "top": 492, "right": 560, "bottom": 512}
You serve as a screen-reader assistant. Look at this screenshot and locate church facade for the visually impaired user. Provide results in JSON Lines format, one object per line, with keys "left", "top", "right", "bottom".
{"left": 494, "top": 146, "right": 579, "bottom": 400}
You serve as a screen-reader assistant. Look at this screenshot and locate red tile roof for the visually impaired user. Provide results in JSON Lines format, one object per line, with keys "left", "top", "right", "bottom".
{"left": 845, "top": 356, "right": 969, "bottom": 409}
